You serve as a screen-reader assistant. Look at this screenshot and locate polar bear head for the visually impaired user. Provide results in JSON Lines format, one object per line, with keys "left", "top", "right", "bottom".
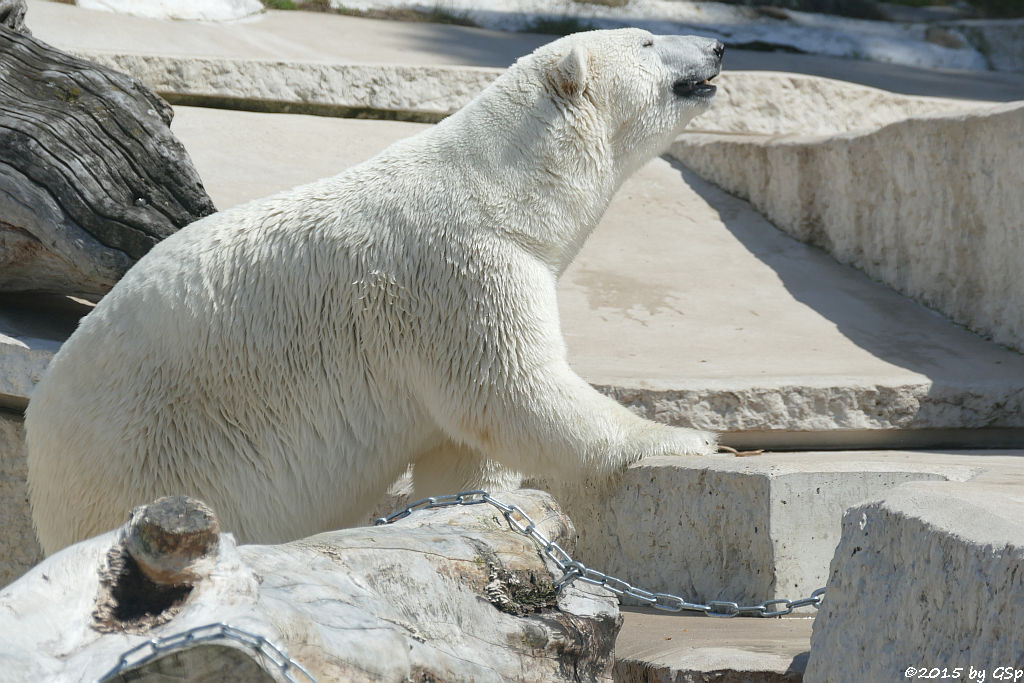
{"left": 521, "top": 28, "right": 724, "bottom": 175}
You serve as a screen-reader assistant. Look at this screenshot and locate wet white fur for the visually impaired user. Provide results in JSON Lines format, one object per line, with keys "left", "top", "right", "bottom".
{"left": 27, "top": 29, "right": 720, "bottom": 554}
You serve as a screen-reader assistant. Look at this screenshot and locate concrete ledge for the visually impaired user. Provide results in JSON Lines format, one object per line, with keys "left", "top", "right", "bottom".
{"left": 76, "top": 52, "right": 501, "bottom": 122}
{"left": 549, "top": 451, "right": 1000, "bottom": 607}
{"left": 614, "top": 609, "right": 811, "bottom": 682}
{"left": 671, "top": 101, "right": 1024, "bottom": 355}
{"left": 805, "top": 479, "right": 1024, "bottom": 682}
{"left": 73, "top": 49, "right": 985, "bottom": 134}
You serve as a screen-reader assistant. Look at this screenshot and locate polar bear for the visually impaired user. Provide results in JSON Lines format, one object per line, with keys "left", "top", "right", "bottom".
{"left": 26, "top": 29, "right": 724, "bottom": 554}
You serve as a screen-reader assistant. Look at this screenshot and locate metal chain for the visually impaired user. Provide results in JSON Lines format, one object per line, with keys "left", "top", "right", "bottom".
{"left": 102, "top": 489, "right": 822, "bottom": 680}
{"left": 99, "top": 622, "right": 317, "bottom": 682}
{"left": 375, "top": 489, "right": 826, "bottom": 618}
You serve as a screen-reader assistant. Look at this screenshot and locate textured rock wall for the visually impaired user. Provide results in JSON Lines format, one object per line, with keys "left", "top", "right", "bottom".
{"left": 672, "top": 101, "right": 1024, "bottom": 353}
{"left": 0, "top": 410, "right": 41, "bottom": 587}
{"left": 805, "top": 482, "right": 1024, "bottom": 682}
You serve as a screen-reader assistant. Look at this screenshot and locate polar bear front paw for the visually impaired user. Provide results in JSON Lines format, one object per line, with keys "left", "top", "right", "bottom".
{"left": 662, "top": 427, "right": 719, "bottom": 457}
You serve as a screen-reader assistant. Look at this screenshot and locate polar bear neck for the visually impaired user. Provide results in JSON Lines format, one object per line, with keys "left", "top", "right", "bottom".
{"left": 422, "top": 69, "right": 632, "bottom": 276}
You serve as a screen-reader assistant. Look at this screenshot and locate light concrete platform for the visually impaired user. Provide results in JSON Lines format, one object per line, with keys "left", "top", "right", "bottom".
{"left": 25, "top": 0, "right": 1024, "bottom": 103}
{"left": 614, "top": 609, "right": 811, "bottom": 682}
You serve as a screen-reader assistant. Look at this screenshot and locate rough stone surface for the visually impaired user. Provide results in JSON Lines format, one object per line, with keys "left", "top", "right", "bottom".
{"left": 672, "top": 101, "right": 1024, "bottom": 355}
{"left": 0, "top": 490, "right": 621, "bottom": 681}
{"left": 614, "top": 609, "right": 811, "bottom": 683}
{"left": 542, "top": 452, "right": 987, "bottom": 607}
{"left": 805, "top": 479, "right": 1024, "bottom": 682}
{"left": 0, "top": 409, "right": 42, "bottom": 587}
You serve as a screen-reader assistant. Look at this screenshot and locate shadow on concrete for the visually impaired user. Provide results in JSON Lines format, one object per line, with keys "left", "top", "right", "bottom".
{"left": 667, "top": 159, "right": 1024, "bottom": 388}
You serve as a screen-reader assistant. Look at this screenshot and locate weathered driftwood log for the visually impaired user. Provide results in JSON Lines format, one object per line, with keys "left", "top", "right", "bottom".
{"left": 0, "top": 490, "right": 620, "bottom": 681}
{"left": 0, "top": 1, "right": 215, "bottom": 299}
{"left": 0, "top": 0, "right": 28, "bottom": 34}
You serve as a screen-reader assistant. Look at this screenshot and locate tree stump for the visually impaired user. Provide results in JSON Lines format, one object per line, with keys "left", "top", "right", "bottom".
{"left": 0, "top": 0, "right": 215, "bottom": 299}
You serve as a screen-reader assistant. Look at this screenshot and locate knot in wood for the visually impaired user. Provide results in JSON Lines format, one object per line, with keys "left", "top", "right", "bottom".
{"left": 125, "top": 496, "right": 220, "bottom": 586}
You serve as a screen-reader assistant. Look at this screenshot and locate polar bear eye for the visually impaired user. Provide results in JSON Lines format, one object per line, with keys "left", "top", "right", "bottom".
{"left": 642, "top": 38, "right": 654, "bottom": 47}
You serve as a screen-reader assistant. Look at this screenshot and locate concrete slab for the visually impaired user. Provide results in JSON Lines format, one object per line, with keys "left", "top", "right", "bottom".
{"left": 805, "top": 478, "right": 1024, "bottom": 682}
{"left": 24, "top": 0, "right": 1024, "bottom": 102}
{"left": 550, "top": 451, "right": 1024, "bottom": 608}
{"left": 614, "top": 609, "right": 812, "bottom": 682}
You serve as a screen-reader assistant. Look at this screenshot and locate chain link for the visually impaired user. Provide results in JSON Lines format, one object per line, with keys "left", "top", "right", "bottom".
{"left": 103, "top": 489, "right": 823, "bottom": 680}
{"left": 375, "top": 490, "right": 826, "bottom": 618}
{"left": 99, "top": 622, "right": 316, "bottom": 682}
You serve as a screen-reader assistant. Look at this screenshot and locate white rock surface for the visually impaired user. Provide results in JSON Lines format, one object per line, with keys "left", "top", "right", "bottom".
{"left": 0, "top": 490, "right": 620, "bottom": 681}
{"left": 805, "top": 479, "right": 1024, "bottom": 682}
{"left": 78, "top": 0, "right": 262, "bottom": 22}
{"left": 542, "top": 451, "right": 994, "bottom": 607}
{"left": 672, "top": 101, "right": 1024, "bottom": 354}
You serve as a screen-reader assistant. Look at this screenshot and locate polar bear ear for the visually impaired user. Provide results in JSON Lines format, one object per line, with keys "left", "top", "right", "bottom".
{"left": 551, "top": 44, "right": 589, "bottom": 99}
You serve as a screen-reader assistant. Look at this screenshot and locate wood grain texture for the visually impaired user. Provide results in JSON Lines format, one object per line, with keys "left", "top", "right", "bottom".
{"left": 0, "top": 2, "right": 215, "bottom": 298}
{"left": 0, "top": 490, "right": 621, "bottom": 681}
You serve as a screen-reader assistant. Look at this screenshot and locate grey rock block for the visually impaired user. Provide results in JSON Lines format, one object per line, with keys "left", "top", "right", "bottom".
{"left": 550, "top": 452, "right": 982, "bottom": 607}
{"left": 805, "top": 480, "right": 1024, "bottom": 682}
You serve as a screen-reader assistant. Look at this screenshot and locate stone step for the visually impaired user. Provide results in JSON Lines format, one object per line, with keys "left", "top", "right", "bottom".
{"left": 614, "top": 609, "right": 812, "bottom": 682}
{"left": 551, "top": 450, "right": 1024, "bottom": 609}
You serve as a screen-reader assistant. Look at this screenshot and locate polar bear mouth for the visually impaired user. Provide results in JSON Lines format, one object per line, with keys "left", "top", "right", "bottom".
{"left": 672, "top": 77, "right": 717, "bottom": 99}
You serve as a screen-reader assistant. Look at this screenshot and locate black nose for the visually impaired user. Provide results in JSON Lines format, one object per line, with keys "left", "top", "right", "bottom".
{"left": 712, "top": 41, "right": 725, "bottom": 60}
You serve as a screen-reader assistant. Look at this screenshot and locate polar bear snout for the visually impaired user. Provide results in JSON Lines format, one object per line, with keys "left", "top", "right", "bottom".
{"left": 656, "top": 36, "right": 724, "bottom": 100}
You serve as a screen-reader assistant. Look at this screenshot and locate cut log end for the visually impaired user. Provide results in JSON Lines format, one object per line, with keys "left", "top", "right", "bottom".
{"left": 124, "top": 496, "right": 221, "bottom": 586}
